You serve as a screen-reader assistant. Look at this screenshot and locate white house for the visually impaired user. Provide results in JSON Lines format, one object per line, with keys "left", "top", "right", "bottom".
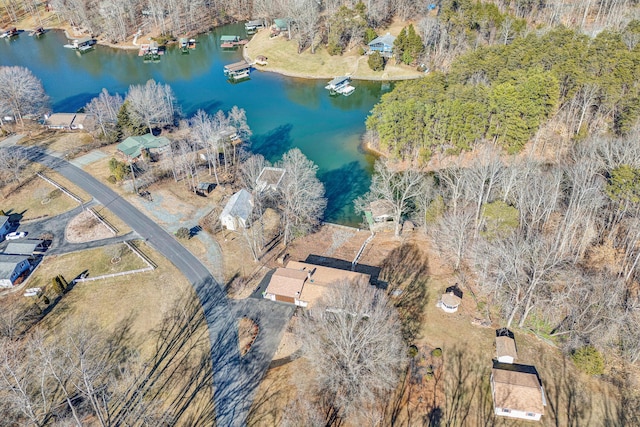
{"left": 220, "top": 189, "right": 254, "bottom": 231}
{"left": 0, "top": 254, "right": 31, "bottom": 288}
{"left": 0, "top": 215, "right": 10, "bottom": 240}
{"left": 491, "top": 363, "right": 546, "bottom": 421}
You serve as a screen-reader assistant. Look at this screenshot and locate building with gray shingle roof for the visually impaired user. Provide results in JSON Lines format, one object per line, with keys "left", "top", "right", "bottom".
{"left": 0, "top": 254, "right": 30, "bottom": 288}
{"left": 5, "top": 239, "right": 45, "bottom": 256}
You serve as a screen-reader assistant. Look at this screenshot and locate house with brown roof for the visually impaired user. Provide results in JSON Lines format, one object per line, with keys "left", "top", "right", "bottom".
{"left": 45, "top": 113, "right": 92, "bottom": 130}
{"left": 491, "top": 362, "right": 546, "bottom": 421}
{"left": 263, "top": 260, "right": 370, "bottom": 307}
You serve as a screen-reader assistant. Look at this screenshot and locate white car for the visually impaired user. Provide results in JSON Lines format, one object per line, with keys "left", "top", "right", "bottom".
{"left": 5, "top": 231, "right": 26, "bottom": 240}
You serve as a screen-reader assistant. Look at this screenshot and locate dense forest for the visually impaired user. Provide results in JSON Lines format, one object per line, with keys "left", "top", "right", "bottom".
{"left": 367, "top": 24, "right": 640, "bottom": 162}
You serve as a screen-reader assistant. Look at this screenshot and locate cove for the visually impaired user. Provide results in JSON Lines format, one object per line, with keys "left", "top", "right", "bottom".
{"left": 0, "top": 23, "right": 391, "bottom": 225}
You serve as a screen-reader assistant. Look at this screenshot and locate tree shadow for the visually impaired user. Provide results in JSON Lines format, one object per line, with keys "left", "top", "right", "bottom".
{"left": 251, "top": 124, "right": 293, "bottom": 162}
{"left": 318, "top": 161, "right": 371, "bottom": 222}
{"left": 380, "top": 244, "right": 430, "bottom": 343}
{"left": 304, "top": 254, "right": 382, "bottom": 286}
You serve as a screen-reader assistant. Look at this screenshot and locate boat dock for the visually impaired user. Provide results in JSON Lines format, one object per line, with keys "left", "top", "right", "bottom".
{"left": 245, "top": 19, "right": 265, "bottom": 34}
{"left": 0, "top": 27, "right": 19, "bottom": 38}
{"left": 139, "top": 41, "right": 164, "bottom": 61}
{"left": 224, "top": 60, "right": 251, "bottom": 81}
{"left": 325, "top": 76, "right": 355, "bottom": 96}
{"left": 63, "top": 37, "right": 96, "bottom": 52}
{"left": 180, "top": 37, "right": 189, "bottom": 53}
{"left": 220, "top": 35, "right": 248, "bottom": 48}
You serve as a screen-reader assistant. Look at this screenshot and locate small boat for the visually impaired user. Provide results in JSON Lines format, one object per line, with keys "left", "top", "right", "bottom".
{"left": 188, "top": 38, "right": 196, "bottom": 49}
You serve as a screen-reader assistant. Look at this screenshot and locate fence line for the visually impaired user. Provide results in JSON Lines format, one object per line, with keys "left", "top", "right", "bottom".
{"left": 125, "top": 240, "right": 157, "bottom": 269}
{"left": 74, "top": 266, "right": 154, "bottom": 283}
{"left": 36, "top": 172, "right": 83, "bottom": 204}
{"left": 352, "top": 232, "right": 375, "bottom": 271}
{"left": 88, "top": 207, "right": 118, "bottom": 235}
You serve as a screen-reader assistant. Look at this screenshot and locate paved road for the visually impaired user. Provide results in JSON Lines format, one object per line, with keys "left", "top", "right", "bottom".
{"left": 22, "top": 147, "right": 267, "bottom": 427}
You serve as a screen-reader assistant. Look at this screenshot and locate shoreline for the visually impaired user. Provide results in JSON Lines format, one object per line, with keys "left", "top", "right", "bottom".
{"left": 46, "top": 22, "right": 424, "bottom": 81}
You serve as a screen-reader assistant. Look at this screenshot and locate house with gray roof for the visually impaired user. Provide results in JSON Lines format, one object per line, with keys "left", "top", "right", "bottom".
{"left": 0, "top": 254, "right": 31, "bottom": 288}
{"left": 117, "top": 133, "right": 171, "bottom": 160}
{"left": 368, "top": 32, "right": 396, "bottom": 57}
{"left": 5, "top": 239, "right": 45, "bottom": 256}
{"left": 220, "top": 189, "right": 254, "bottom": 231}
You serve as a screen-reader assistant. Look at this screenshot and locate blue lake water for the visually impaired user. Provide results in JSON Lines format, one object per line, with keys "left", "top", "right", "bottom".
{"left": 0, "top": 23, "right": 390, "bottom": 225}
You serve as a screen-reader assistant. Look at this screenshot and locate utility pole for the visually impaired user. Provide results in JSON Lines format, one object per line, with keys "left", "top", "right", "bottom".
{"left": 129, "top": 157, "right": 138, "bottom": 193}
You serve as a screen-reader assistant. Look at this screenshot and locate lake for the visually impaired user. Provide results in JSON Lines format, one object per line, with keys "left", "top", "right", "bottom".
{"left": 0, "top": 23, "right": 390, "bottom": 225}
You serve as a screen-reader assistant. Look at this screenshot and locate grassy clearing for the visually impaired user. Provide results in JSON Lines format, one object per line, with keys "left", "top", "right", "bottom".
{"left": 32, "top": 242, "right": 200, "bottom": 357}
{"left": 28, "top": 243, "right": 148, "bottom": 287}
{"left": 0, "top": 172, "right": 80, "bottom": 221}
{"left": 245, "top": 22, "right": 424, "bottom": 80}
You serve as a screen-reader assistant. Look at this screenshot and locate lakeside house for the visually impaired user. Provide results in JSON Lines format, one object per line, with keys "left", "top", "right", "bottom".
{"left": 0, "top": 216, "right": 10, "bottom": 240}
{"left": 263, "top": 260, "right": 371, "bottom": 307}
{"left": 273, "top": 18, "right": 289, "bottom": 32}
{"left": 44, "top": 113, "right": 92, "bottom": 130}
{"left": 117, "top": 133, "right": 171, "bottom": 161}
{"left": 220, "top": 189, "right": 254, "bottom": 231}
{"left": 368, "top": 33, "right": 396, "bottom": 57}
{"left": 491, "top": 362, "right": 546, "bottom": 421}
{"left": 245, "top": 19, "right": 266, "bottom": 34}
{"left": 0, "top": 254, "right": 31, "bottom": 288}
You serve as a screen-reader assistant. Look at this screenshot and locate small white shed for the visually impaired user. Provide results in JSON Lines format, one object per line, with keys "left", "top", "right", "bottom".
{"left": 220, "top": 189, "right": 254, "bottom": 231}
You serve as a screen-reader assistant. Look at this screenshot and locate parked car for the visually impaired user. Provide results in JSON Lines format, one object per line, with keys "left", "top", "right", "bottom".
{"left": 5, "top": 231, "right": 26, "bottom": 240}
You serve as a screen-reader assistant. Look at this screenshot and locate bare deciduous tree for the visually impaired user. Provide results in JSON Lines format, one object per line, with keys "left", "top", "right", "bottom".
{"left": 126, "top": 79, "right": 176, "bottom": 133}
{"left": 356, "top": 159, "right": 427, "bottom": 237}
{"left": 85, "top": 88, "right": 124, "bottom": 139}
{"left": 276, "top": 148, "right": 326, "bottom": 246}
{"left": 0, "top": 66, "right": 48, "bottom": 127}
{"left": 297, "top": 279, "right": 406, "bottom": 421}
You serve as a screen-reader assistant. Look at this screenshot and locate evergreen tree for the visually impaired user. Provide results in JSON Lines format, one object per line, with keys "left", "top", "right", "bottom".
{"left": 51, "top": 276, "right": 64, "bottom": 296}
{"left": 368, "top": 51, "right": 385, "bottom": 71}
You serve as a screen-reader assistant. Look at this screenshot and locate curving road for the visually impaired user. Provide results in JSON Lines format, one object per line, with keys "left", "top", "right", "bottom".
{"left": 24, "top": 147, "right": 258, "bottom": 427}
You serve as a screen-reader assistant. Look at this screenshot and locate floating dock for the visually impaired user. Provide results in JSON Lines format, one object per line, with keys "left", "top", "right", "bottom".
{"left": 325, "top": 76, "right": 355, "bottom": 96}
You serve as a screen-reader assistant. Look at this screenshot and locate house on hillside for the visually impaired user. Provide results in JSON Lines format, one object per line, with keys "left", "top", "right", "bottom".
{"left": 0, "top": 254, "right": 31, "bottom": 288}
{"left": 117, "top": 133, "right": 171, "bottom": 161}
{"left": 0, "top": 216, "right": 10, "bottom": 240}
{"left": 263, "top": 260, "right": 371, "bottom": 307}
{"left": 44, "top": 113, "right": 93, "bottom": 130}
{"left": 4, "top": 239, "right": 46, "bottom": 256}
{"left": 256, "top": 167, "right": 286, "bottom": 192}
{"left": 368, "top": 33, "right": 396, "bottom": 57}
{"left": 273, "top": 18, "right": 289, "bottom": 32}
{"left": 220, "top": 189, "right": 254, "bottom": 231}
{"left": 491, "top": 362, "right": 546, "bottom": 421}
